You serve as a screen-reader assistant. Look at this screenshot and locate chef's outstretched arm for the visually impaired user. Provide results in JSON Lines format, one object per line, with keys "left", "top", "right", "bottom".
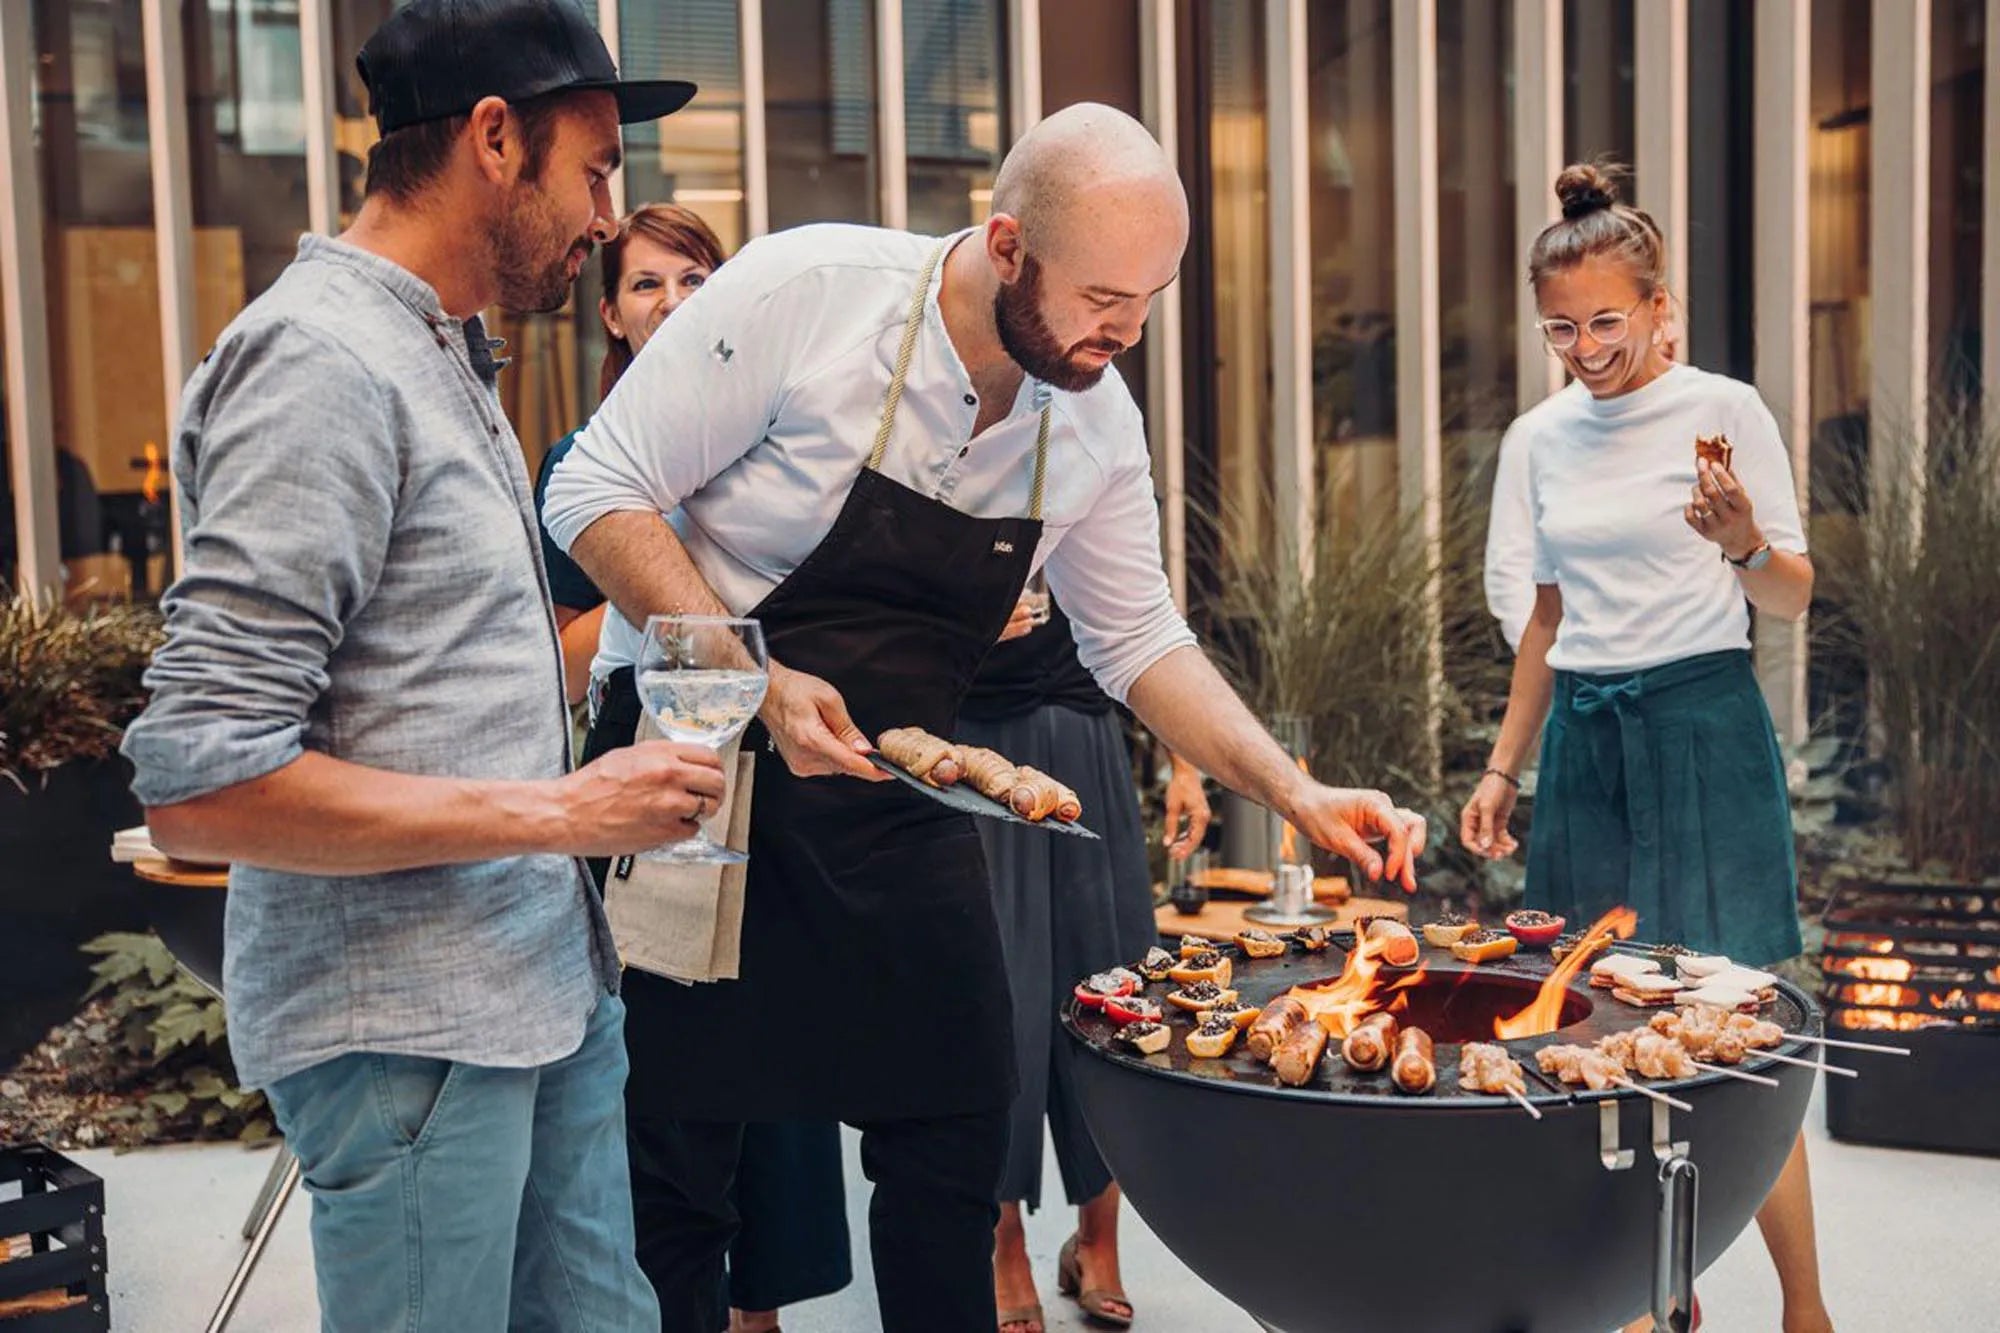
{"left": 1125, "top": 646, "right": 1428, "bottom": 891}
{"left": 567, "top": 511, "right": 885, "bottom": 783}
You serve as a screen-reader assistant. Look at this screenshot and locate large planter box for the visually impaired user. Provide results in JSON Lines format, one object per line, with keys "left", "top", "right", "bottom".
{"left": 0, "top": 1144, "right": 108, "bottom": 1330}
{"left": 0, "top": 759, "right": 144, "bottom": 1067}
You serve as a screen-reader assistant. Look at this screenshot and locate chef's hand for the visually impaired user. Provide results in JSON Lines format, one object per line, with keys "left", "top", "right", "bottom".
{"left": 1162, "top": 755, "right": 1211, "bottom": 861}
{"left": 1685, "top": 458, "right": 1762, "bottom": 559}
{"left": 1288, "top": 784, "right": 1427, "bottom": 893}
{"left": 558, "top": 740, "right": 727, "bottom": 854}
{"left": 761, "top": 661, "right": 889, "bottom": 782}
{"left": 997, "top": 596, "right": 1038, "bottom": 643}
{"left": 1459, "top": 771, "right": 1521, "bottom": 860}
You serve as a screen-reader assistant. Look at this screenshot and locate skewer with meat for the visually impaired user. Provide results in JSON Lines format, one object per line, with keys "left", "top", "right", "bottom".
{"left": 1247, "top": 996, "right": 1312, "bottom": 1062}
{"left": 1391, "top": 1027, "right": 1436, "bottom": 1095}
{"left": 1457, "top": 1043, "right": 1528, "bottom": 1097}
{"left": 876, "top": 727, "right": 964, "bottom": 787}
{"left": 1536, "top": 1044, "right": 1625, "bottom": 1092}
{"left": 1650, "top": 1010, "right": 1750, "bottom": 1064}
{"left": 1272, "top": 1019, "right": 1331, "bottom": 1087}
{"left": 1341, "top": 1011, "right": 1400, "bottom": 1072}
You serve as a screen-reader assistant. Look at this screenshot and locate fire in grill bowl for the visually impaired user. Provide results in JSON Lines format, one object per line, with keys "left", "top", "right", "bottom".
{"left": 1064, "top": 935, "right": 1822, "bottom": 1332}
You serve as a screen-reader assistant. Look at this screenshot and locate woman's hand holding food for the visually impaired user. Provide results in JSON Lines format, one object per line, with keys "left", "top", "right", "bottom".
{"left": 1683, "top": 458, "right": 1763, "bottom": 561}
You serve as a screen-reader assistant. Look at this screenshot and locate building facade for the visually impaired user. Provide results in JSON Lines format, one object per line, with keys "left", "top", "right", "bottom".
{"left": 2, "top": 0, "right": 1994, "bottom": 744}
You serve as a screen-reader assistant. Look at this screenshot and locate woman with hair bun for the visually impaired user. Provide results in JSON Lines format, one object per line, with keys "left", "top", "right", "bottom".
{"left": 1461, "top": 164, "right": 1832, "bottom": 1333}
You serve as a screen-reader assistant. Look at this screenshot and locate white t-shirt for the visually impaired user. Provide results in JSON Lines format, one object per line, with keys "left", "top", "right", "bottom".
{"left": 1522, "top": 364, "right": 1807, "bottom": 674}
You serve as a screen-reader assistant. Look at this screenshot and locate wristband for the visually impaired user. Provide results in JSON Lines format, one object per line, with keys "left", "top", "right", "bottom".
{"left": 1483, "top": 767, "right": 1520, "bottom": 790}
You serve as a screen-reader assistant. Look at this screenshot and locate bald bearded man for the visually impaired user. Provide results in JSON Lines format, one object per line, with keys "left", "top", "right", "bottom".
{"left": 544, "top": 104, "right": 1427, "bottom": 1329}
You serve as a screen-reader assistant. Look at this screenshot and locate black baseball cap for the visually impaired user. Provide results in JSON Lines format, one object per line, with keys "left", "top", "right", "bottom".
{"left": 357, "top": 0, "right": 697, "bottom": 136}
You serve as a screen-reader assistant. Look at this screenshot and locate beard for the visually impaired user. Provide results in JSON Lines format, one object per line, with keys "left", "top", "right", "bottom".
{"left": 487, "top": 184, "right": 590, "bottom": 315}
{"left": 993, "top": 255, "right": 1121, "bottom": 393}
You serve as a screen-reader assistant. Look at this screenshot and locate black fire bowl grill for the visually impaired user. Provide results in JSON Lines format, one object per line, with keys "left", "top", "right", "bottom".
{"left": 1065, "top": 937, "right": 1822, "bottom": 1333}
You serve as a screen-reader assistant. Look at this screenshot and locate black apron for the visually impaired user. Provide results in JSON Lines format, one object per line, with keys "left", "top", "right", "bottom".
{"left": 619, "top": 244, "right": 1051, "bottom": 1123}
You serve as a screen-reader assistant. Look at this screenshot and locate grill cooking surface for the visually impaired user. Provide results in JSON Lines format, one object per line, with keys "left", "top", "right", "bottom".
{"left": 1066, "top": 935, "right": 1821, "bottom": 1107}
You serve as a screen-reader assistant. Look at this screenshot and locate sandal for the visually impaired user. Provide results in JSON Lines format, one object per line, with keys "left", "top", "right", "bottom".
{"left": 996, "top": 1304, "right": 1044, "bottom": 1333}
{"left": 1058, "top": 1233, "right": 1135, "bottom": 1329}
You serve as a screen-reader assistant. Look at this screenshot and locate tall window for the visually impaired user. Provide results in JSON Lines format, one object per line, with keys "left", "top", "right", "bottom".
{"left": 764, "top": 0, "right": 880, "bottom": 229}
{"left": 29, "top": 0, "right": 172, "bottom": 602}
{"left": 904, "top": 0, "right": 1006, "bottom": 235}
{"left": 1930, "top": 0, "right": 1986, "bottom": 410}
{"left": 1308, "top": 0, "right": 1396, "bottom": 539}
{"left": 621, "top": 0, "right": 747, "bottom": 251}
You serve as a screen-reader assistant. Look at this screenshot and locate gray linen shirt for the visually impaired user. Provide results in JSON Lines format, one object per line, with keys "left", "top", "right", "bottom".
{"left": 121, "top": 235, "right": 619, "bottom": 1091}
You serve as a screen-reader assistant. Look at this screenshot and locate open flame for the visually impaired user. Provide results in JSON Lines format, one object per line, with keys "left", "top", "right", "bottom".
{"left": 1286, "top": 931, "right": 1425, "bottom": 1039}
{"left": 1492, "top": 905, "right": 1638, "bottom": 1040}
{"left": 141, "top": 440, "right": 164, "bottom": 505}
{"left": 1275, "top": 756, "right": 1310, "bottom": 865}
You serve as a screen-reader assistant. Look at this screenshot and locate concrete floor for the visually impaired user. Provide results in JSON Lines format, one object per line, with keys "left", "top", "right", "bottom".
{"left": 64, "top": 1080, "right": 2000, "bottom": 1332}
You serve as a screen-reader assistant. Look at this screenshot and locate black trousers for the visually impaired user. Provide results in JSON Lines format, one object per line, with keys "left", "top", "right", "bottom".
{"left": 627, "top": 1106, "right": 1009, "bottom": 1333}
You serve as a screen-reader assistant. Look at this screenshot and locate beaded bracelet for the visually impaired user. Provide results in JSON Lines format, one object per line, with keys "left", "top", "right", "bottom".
{"left": 1482, "top": 767, "right": 1521, "bottom": 790}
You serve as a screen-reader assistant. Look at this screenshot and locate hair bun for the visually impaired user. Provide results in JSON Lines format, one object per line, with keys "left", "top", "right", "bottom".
{"left": 1555, "top": 163, "right": 1619, "bottom": 220}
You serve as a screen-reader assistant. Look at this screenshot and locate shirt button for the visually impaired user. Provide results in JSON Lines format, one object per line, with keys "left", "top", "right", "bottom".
{"left": 963, "top": 394, "right": 976, "bottom": 406}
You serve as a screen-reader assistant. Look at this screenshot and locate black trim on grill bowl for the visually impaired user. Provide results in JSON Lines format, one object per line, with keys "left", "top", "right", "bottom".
{"left": 1063, "top": 950, "right": 1822, "bottom": 1333}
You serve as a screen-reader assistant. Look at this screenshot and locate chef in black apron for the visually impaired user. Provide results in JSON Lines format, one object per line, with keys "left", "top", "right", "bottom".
{"left": 546, "top": 105, "right": 1427, "bottom": 1333}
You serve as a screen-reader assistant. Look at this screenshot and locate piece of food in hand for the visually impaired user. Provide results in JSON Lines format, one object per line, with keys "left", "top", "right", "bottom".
{"left": 1115, "top": 1021, "right": 1172, "bottom": 1055}
{"left": 1167, "top": 981, "right": 1239, "bottom": 1012}
{"left": 1103, "top": 994, "right": 1164, "bottom": 1026}
{"left": 1235, "top": 928, "right": 1286, "bottom": 959}
{"left": 1457, "top": 1042, "right": 1529, "bottom": 1098}
{"left": 1504, "top": 909, "right": 1565, "bottom": 948}
{"left": 1186, "top": 1015, "right": 1241, "bottom": 1059}
{"left": 1551, "top": 932, "right": 1611, "bottom": 965}
{"left": 1421, "top": 911, "right": 1479, "bottom": 947}
{"left": 1008, "top": 765, "right": 1067, "bottom": 821}
{"left": 957, "top": 745, "right": 1022, "bottom": 803}
{"left": 1168, "top": 951, "right": 1233, "bottom": 988}
{"left": 1589, "top": 954, "right": 1663, "bottom": 989}
{"left": 1451, "top": 928, "right": 1520, "bottom": 964}
{"left": 1694, "top": 433, "right": 1734, "bottom": 471}
{"left": 1673, "top": 953, "right": 1735, "bottom": 982}
{"left": 1364, "top": 918, "right": 1421, "bottom": 967}
{"left": 1073, "top": 970, "right": 1139, "bottom": 1008}
{"left": 1612, "top": 974, "right": 1687, "bottom": 1007}
{"left": 1136, "top": 946, "right": 1179, "bottom": 983}
{"left": 876, "top": 727, "right": 964, "bottom": 787}
{"left": 1391, "top": 1027, "right": 1437, "bottom": 1095}
{"left": 1209, "top": 999, "right": 1262, "bottom": 1030}
{"left": 1272, "top": 1020, "right": 1330, "bottom": 1087}
{"left": 1291, "top": 925, "right": 1332, "bottom": 953}
{"left": 1341, "top": 1011, "right": 1400, "bottom": 1072}
{"left": 1246, "top": 996, "right": 1312, "bottom": 1061}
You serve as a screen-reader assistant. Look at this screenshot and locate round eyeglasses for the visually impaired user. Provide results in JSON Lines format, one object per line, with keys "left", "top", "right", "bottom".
{"left": 1537, "top": 297, "right": 1647, "bottom": 352}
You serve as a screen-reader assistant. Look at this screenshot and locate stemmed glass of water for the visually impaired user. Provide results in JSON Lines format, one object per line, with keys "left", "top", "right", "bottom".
{"left": 634, "top": 614, "right": 769, "bottom": 865}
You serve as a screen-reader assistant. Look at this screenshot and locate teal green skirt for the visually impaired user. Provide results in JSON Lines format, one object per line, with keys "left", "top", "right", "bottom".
{"left": 1525, "top": 649, "right": 1802, "bottom": 967}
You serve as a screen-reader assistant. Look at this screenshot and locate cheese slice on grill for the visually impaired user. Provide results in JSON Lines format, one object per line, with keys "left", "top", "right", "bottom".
{"left": 1612, "top": 973, "right": 1686, "bottom": 1005}
{"left": 1676, "top": 985, "right": 1761, "bottom": 1012}
{"left": 1675, "top": 954, "right": 1734, "bottom": 981}
{"left": 1590, "top": 954, "right": 1663, "bottom": 987}
{"left": 1703, "top": 967, "right": 1778, "bottom": 997}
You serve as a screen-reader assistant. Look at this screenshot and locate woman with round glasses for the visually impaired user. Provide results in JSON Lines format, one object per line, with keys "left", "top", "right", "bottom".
{"left": 1461, "top": 164, "right": 1831, "bottom": 1333}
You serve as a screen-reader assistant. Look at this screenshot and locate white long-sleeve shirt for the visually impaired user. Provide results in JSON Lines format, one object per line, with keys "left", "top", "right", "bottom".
{"left": 542, "top": 223, "right": 1195, "bottom": 703}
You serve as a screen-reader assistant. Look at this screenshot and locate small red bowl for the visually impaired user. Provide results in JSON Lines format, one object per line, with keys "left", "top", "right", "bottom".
{"left": 1504, "top": 910, "right": 1566, "bottom": 948}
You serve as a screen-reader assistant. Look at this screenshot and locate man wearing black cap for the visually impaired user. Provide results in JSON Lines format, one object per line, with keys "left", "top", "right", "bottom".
{"left": 121, "top": 3, "right": 707, "bottom": 1328}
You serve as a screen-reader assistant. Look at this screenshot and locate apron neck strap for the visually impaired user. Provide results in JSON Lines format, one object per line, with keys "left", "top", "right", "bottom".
{"left": 867, "top": 242, "right": 1053, "bottom": 523}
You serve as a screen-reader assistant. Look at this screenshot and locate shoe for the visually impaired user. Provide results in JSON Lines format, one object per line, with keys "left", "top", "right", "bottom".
{"left": 1057, "top": 1233, "right": 1134, "bottom": 1329}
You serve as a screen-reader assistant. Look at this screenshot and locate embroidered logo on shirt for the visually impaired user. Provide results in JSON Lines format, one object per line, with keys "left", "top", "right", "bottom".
{"left": 993, "top": 539, "right": 1015, "bottom": 554}
{"left": 712, "top": 338, "right": 734, "bottom": 364}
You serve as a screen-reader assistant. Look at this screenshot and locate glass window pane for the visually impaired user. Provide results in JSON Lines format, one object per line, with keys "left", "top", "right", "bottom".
{"left": 903, "top": 0, "right": 1006, "bottom": 235}
{"left": 1563, "top": 0, "right": 1635, "bottom": 191}
{"left": 764, "top": 0, "right": 880, "bottom": 228}
{"left": 621, "top": 0, "right": 747, "bottom": 252}
{"left": 1929, "top": 0, "right": 1985, "bottom": 410}
{"left": 32, "top": 0, "right": 169, "bottom": 603}
{"left": 1309, "top": 0, "right": 1396, "bottom": 538}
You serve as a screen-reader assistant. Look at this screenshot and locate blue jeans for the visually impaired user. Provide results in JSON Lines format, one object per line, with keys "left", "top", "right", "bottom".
{"left": 265, "top": 991, "right": 658, "bottom": 1332}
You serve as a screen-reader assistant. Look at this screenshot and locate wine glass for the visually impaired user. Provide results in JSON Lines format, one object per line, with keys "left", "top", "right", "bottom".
{"left": 633, "top": 614, "right": 769, "bottom": 865}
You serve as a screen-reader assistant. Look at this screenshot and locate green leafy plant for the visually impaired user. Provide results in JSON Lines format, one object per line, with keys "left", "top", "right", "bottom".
{"left": 0, "top": 592, "right": 163, "bottom": 790}
{"left": 70, "top": 931, "right": 269, "bottom": 1145}
{"left": 1814, "top": 407, "right": 2000, "bottom": 879}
